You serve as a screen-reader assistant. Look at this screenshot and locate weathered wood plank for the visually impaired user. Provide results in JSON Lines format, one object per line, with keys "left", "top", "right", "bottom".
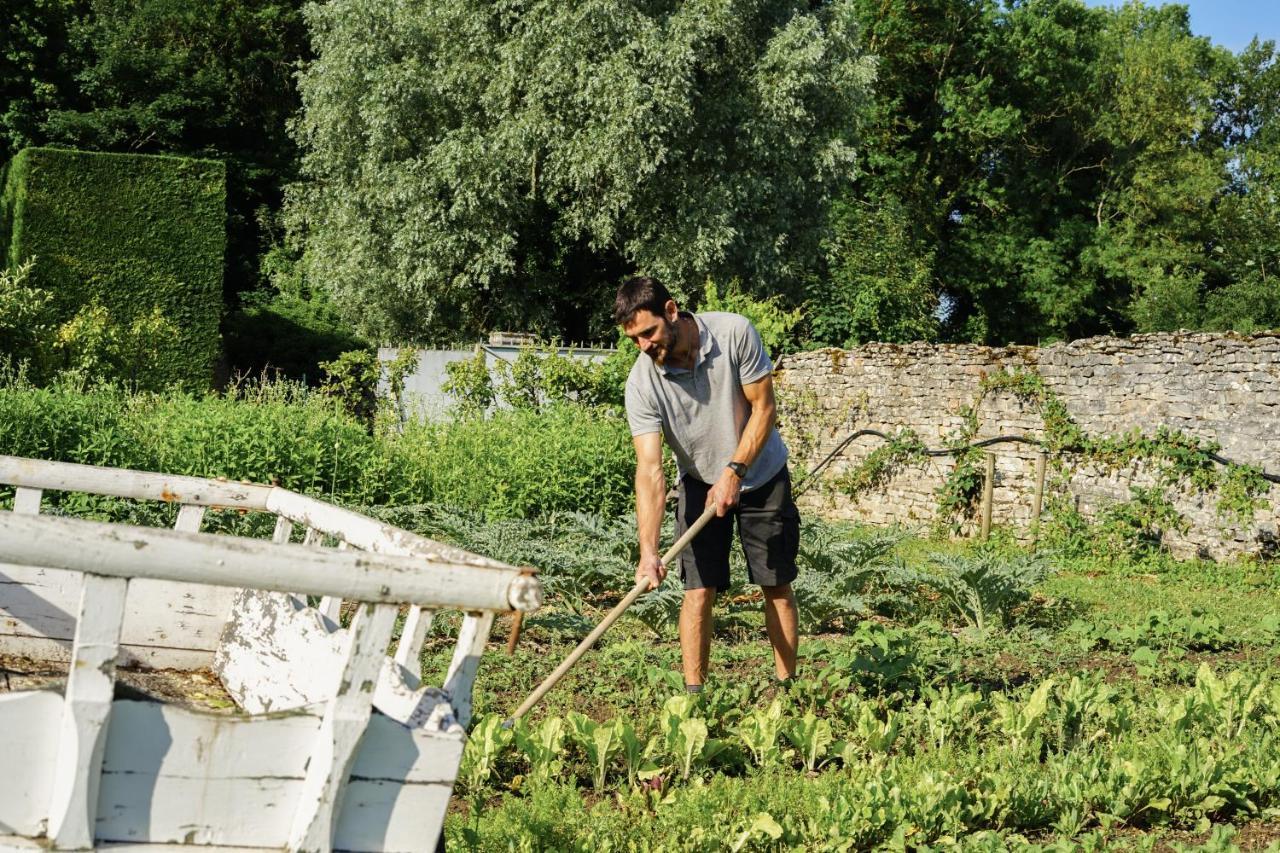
{"left": 288, "top": 603, "right": 398, "bottom": 852}
{"left": 174, "top": 504, "right": 205, "bottom": 533}
{"left": 89, "top": 703, "right": 462, "bottom": 849}
{"left": 443, "top": 611, "right": 495, "bottom": 728}
{"left": 266, "top": 489, "right": 518, "bottom": 570}
{"left": 0, "top": 455, "right": 273, "bottom": 509}
{"left": 0, "top": 514, "right": 540, "bottom": 613}
{"left": 12, "top": 487, "right": 41, "bottom": 515}
{"left": 214, "top": 590, "right": 344, "bottom": 714}
{"left": 0, "top": 691, "right": 62, "bottom": 837}
{"left": 1, "top": 563, "right": 232, "bottom": 669}
{"left": 272, "top": 516, "right": 294, "bottom": 544}
{"left": 47, "top": 573, "right": 127, "bottom": 850}
{"left": 96, "top": 700, "right": 318, "bottom": 846}
{"left": 392, "top": 606, "right": 434, "bottom": 670}
{"left": 333, "top": 713, "right": 465, "bottom": 852}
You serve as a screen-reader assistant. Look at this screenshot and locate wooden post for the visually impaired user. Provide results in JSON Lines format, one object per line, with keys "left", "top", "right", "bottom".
{"left": 505, "top": 611, "right": 525, "bottom": 656}
{"left": 287, "top": 601, "right": 397, "bottom": 852}
{"left": 1031, "top": 452, "right": 1047, "bottom": 546}
{"left": 980, "top": 452, "right": 995, "bottom": 541}
{"left": 47, "top": 573, "right": 127, "bottom": 849}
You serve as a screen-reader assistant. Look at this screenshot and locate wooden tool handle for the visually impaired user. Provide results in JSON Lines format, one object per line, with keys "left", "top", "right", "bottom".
{"left": 504, "top": 504, "right": 717, "bottom": 725}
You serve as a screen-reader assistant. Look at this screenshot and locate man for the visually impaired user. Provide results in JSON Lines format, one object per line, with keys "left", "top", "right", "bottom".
{"left": 614, "top": 275, "right": 800, "bottom": 693}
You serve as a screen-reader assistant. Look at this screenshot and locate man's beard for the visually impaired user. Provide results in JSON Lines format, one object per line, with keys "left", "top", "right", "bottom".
{"left": 650, "top": 317, "right": 678, "bottom": 364}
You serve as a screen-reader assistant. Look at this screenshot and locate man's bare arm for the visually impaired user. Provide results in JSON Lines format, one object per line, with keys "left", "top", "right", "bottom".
{"left": 633, "top": 431, "right": 667, "bottom": 589}
{"left": 706, "top": 373, "right": 777, "bottom": 516}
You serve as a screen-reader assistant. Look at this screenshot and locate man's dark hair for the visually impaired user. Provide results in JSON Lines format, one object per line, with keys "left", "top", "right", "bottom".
{"left": 613, "top": 276, "right": 672, "bottom": 325}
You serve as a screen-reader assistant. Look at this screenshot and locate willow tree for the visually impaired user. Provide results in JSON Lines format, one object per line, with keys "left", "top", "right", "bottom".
{"left": 284, "top": 0, "right": 873, "bottom": 343}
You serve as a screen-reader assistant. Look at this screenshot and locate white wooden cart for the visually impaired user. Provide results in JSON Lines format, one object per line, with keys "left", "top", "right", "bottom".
{"left": 0, "top": 455, "right": 541, "bottom": 852}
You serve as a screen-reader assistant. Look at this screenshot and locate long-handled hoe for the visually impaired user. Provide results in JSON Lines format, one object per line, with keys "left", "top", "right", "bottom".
{"left": 503, "top": 504, "right": 717, "bottom": 727}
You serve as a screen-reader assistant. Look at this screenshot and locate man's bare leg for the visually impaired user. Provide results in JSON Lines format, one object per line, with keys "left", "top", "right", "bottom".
{"left": 679, "top": 587, "right": 716, "bottom": 687}
{"left": 762, "top": 583, "right": 799, "bottom": 680}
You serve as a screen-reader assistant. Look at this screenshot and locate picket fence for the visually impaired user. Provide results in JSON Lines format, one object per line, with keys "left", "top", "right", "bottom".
{"left": 0, "top": 455, "right": 541, "bottom": 852}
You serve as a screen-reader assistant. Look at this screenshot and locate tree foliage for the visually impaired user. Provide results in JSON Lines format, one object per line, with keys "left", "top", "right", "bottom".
{"left": 822, "top": 0, "right": 1280, "bottom": 346}
{"left": 285, "top": 0, "right": 874, "bottom": 344}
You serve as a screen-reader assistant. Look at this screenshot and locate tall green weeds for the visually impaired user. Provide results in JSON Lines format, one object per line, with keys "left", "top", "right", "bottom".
{"left": 0, "top": 379, "right": 633, "bottom": 519}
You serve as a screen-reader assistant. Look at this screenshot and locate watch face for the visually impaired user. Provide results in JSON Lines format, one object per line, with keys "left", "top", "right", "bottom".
{"left": 729, "top": 462, "right": 748, "bottom": 478}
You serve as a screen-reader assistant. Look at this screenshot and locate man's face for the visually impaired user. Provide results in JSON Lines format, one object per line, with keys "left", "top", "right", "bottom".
{"left": 623, "top": 306, "right": 677, "bottom": 365}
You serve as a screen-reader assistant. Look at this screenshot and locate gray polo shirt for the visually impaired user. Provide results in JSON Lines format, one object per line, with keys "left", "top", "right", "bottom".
{"left": 625, "top": 311, "right": 788, "bottom": 491}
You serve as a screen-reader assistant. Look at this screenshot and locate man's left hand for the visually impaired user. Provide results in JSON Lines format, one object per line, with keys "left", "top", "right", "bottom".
{"left": 706, "top": 468, "right": 743, "bottom": 517}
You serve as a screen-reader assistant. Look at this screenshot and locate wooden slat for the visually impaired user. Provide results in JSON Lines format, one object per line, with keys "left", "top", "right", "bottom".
{"left": 174, "top": 504, "right": 206, "bottom": 533}
{"left": 47, "top": 573, "right": 127, "bottom": 849}
{"left": 442, "top": 612, "right": 495, "bottom": 728}
{"left": 0, "top": 691, "right": 62, "bottom": 837}
{"left": 393, "top": 607, "right": 434, "bottom": 671}
{"left": 0, "top": 455, "right": 272, "bottom": 509}
{"left": 266, "top": 490, "right": 518, "bottom": 570}
{"left": 0, "top": 514, "right": 539, "bottom": 613}
{"left": 287, "top": 602, "right": 397, "bottom": 852}
{"left": 272, "top": 517, "right": 294, "bottom": 544}
{"left": 13, "top": 487, "right": 41, "bottom": 515}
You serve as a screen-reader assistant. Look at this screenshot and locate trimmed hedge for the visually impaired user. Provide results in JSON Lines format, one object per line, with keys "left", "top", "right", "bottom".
{"left": 1, "top": 147, "right": 225, "bottom": 389}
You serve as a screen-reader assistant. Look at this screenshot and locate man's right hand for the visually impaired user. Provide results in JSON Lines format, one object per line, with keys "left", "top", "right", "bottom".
{"left": 636, "top": 553, "right": 667, "bottom": 590}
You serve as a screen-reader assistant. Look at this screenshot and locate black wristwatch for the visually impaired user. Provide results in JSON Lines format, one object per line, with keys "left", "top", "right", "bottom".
{"left": 726, "top": 461, "right": 748, "bottom": 479}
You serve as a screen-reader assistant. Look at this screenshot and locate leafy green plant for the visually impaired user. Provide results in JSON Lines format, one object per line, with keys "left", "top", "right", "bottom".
{"left": 699, "top": 277, "right": 802, "bottom": 357}
{"left": 657, "top": 695, "right": 728, "bottom": 781}
{"left": 459, "top": 715, "right": 513, "bottom": 793}
{"left": 914, "top": 550, "right": 1053, "bottom": 631}
{"left": 566, "top": 713, "right": 624, "bottom": 793}
{"left": 835, "top": 429, "right": 927, "bottom": 500}
{"left": 783, "top": 710, "right": 834, "bottom": 772}
{"left": 793, "top": 522, "right": 905, "bottom": 631}
{"left": 513, "top": 715, "right": 567, "bottom": 783}
{"left": 735, "top": 699, "right": 787, "bottom": 768}
{"left": 991, "top": 679, "right": 1055, "bottom": 753}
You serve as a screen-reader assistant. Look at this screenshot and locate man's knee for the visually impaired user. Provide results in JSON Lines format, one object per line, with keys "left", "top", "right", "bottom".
{"left": 760, "top": 583, "right": 794, "bottom": 601}
{"left": 683, "top": 587, "right": 716, "bottom": 607}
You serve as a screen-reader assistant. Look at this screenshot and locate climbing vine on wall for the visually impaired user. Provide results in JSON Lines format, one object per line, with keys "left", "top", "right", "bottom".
{"left": 822, "top": 366, "right": 1271, "bottom": 544}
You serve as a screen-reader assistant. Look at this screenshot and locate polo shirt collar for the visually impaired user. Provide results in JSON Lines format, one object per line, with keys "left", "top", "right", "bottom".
{"left": 660, "top": 312, "right": 716, "bottom": 377}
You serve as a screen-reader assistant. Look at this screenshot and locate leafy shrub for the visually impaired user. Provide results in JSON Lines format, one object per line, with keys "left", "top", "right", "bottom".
{"left": 0, "top": 379, "right": 634, "bottom": 520}
{"left": 792, "top": 521, "right": 908, "bottom": 631}
{"left": 443, "top": 338, "right": 636, "bottom": 417}
{"left": 3, "top": 147, "right": 224, "bottom": 390}
{"left": 392, "top": 402, "right": 633, "bottom": 519}
{"left": 697, "top": 278, "right": 802, "bottom": 357}
{"left": 911, "top": 549, "right": 1053, "bottom": 632}
{"left": 223, "top": 289, "right": 369, "bottom": 384}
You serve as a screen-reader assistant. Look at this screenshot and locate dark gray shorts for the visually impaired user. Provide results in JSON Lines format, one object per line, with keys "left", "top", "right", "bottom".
{"left": 676, "top": 467, "right": 800, "bottom": 591}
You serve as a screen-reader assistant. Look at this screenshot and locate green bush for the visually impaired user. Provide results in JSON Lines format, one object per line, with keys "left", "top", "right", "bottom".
{"left": 394, "top": 403, "right": 634, "bottom": 519}
{"left": 0, "top": 381, "right": 634, "bottom": 520}
{"left": 1, "top": 147, "right": 225, "bottom": 390}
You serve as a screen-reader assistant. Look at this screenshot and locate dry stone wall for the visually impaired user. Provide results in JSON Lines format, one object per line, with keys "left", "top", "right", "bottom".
{"left": 774, "top": 332, "right": 1280, "bottom": 560}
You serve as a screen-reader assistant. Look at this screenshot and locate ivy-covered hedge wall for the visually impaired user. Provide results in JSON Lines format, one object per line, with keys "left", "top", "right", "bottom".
{"left": 1, "top": 147, "right": 225, "bottom": 389}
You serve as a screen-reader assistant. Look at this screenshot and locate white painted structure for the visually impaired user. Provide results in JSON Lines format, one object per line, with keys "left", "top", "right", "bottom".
{"left": 380, "top": 340, "right": 615, "bottom": 422}
{"left": 0, "top": 455, "right": 541, "bottom": 852}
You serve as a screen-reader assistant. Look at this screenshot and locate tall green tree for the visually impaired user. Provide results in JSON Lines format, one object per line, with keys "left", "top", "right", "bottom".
{"left": 821, "top": 0, "right": 1269, "bottom": 346}
{"left": 285, "top": 0, "right": 874, "bottom": 344}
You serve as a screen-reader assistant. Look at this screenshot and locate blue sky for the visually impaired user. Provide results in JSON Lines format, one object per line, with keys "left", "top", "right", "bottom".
{"left": 1081, "top": 1, "right": 1279, "bottom": 52}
